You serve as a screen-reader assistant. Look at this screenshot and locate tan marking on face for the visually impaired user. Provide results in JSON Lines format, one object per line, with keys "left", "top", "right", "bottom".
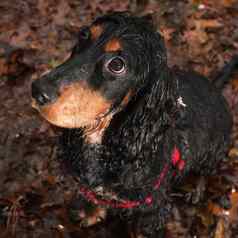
{"left": 34, "top": 81, "right": 112, "bottom": 129}
{"left": 84, "top": 90, "right": 134, "bottom": 144}
{"left": 104, "top": 38, "right": 122, "bottom": 52}
{"left": 33, "top": 82, "right": 134, "bottom": 144}
{"left": 90, "top": 24, "right": 104, "bottom": 40}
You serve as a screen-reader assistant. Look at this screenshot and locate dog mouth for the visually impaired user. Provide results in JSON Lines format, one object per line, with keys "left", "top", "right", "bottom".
{"left": 33, "top": 98, "right": 118, "bottom": 146}
{"left": 32, "top": 81, "right": 112, "bottom": 128}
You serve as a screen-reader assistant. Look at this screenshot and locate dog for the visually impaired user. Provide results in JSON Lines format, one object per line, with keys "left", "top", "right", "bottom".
{"left": 31, "top": 12, "right": 236, "bottom": 238}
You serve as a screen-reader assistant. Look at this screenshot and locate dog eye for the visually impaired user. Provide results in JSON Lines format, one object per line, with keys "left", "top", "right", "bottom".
{"left": 106, "top": 57, "right": 126, "bottom": 74}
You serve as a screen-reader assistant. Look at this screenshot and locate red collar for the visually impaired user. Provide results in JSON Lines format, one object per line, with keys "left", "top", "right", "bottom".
{"left": 78, "top": 146, "right": 184, "bottom": 209}
{"left": 79, "top": 163, "right": 170, "bottom": 209}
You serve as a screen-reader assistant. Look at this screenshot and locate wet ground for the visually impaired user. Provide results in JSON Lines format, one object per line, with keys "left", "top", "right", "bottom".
{"left": 0, "top": 0, "right": 238, "bottom": 237}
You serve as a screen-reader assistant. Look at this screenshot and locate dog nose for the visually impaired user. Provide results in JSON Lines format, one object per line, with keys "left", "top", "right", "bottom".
{"left": 31, "top": 80, "right": 56, "bottom": 106}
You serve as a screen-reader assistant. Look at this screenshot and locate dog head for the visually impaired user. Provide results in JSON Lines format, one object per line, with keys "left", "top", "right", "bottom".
{"left": 31, "top": 12, "right": 167, "bottom": 142}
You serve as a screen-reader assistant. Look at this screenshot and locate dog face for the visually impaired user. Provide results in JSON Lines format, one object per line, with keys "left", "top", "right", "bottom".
{"left": 31, "top": 13, "right": 166, "bottom": 138}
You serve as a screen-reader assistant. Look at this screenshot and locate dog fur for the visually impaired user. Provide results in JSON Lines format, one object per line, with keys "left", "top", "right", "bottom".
{"left": 32, "top": 12, "right": 235, "bottom": 237}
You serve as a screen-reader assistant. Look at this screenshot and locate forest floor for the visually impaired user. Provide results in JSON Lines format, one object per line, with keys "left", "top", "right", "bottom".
{"left": 0, "top": 0, "right": 238, "bottom": 237}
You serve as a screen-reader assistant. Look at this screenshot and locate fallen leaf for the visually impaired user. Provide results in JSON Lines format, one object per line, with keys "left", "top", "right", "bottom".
{"left": 161, "top": 28, "right": 176, "bottom": 41}
{"left": 221, "top": 0, "right": 238, "bottom": 7}
{"left": 228, "top": 147, "right": 238, "bottom": 158}
{"left": 231, "top": 75, "right": 238, "bottom": 91}
{"left": 208, "top": 201, "right": 225, "bottom": 216}
{"left": 214, "top": 218, "right": 225, "bottom": 238}
{"left": 198, "top": 19, "right": 223, "bottom": 29}
{"left": 228, "top": 190, "right": 238, "bottom": 222}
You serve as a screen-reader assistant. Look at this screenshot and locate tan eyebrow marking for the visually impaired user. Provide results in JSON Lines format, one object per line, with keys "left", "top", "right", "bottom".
{"left": 90, "top": 24, "right": 104, "bottom": 41}
{"left": 104, "top": 38, "right": 122, "bottom": 52}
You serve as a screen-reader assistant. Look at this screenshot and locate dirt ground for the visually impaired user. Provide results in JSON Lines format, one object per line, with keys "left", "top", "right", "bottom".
{"left": 0, "top": 0, "right": 238, "bottom": 237}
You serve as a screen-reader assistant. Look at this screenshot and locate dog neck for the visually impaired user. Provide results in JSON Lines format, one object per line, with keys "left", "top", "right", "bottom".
{"left": 83, "top": 90, "right": 135, "bottom": 144}
{"left": 83, "top": 113, "right": 113, "bottom": 144}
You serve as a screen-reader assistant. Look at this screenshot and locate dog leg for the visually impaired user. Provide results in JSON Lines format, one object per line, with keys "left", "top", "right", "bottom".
{"left": 185, "top": 176, "right": 206, "bottom": 204}
{"left": 79, "top": 206, "right": 107, "bottom": 227}
{"left": 131, "top": 207, "right": 169, "bottom": 238}
{"left": 69, "top": 196, "right": 107, "bottom": 227}
{"left": 136, "top": 215, "right": 166, "bottom": 238}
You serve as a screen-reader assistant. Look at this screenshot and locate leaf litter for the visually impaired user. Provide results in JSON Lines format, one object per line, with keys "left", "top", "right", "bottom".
{"left": 0, "top": 0, "right": 238, "bottom": 237}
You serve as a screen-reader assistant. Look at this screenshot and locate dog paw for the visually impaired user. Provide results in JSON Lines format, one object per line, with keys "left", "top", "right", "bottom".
{"left": 79, "top": 207, "right": 107, "bottom": 227}
{"left": 185, "top": 176, "right": 206, "bottom": 204}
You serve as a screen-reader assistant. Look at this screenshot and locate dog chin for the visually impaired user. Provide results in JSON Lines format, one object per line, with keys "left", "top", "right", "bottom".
{"left": 38, "top": 109, "right": 94, "bottom": 129}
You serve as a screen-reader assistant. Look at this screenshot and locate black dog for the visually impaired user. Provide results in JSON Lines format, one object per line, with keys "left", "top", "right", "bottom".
{"left": 32, "top": 12, "right": 236, "bottom": 237}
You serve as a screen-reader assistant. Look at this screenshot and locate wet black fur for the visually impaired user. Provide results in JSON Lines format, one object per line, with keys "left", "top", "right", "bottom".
{"left": 35, "top": 13, "right": 235, "bottom": 238}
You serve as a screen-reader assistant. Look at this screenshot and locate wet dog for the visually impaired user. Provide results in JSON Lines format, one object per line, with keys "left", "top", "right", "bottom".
{"left": 32, "top": 12, "right": 235, "bottom": 237}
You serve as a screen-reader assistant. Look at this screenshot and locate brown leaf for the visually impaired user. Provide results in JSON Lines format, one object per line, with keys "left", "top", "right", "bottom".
{"left": 208, "top": 201, "right": 225, "bottom": 216}
{"left": 221, "top": 0, "right": 238, "bottom": 7}
{"left": 0, "top": 57, "right": 8, "bottom": 76}
{"left": 197, "top": 19, "right": 223, "bottom": 29}
{"left": 44, "top": 175, "right": 57, "bottom": 186}
{"left": 161, "top": 28, "right": 176, "bottom": 41}
{"left": 214, "top": 218, "right": 225, "bottom": 238}
{"left": 228, "top": 147, "right": 238, "bottom": 158}
{"left": 228, "top": 190, "right": 238, "bottom": 222}
{"left": 231, "top": 75, "right": 238, "bottom": 91}
{"left": 197, "top": 208, "right": 215, "bottom": 228}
